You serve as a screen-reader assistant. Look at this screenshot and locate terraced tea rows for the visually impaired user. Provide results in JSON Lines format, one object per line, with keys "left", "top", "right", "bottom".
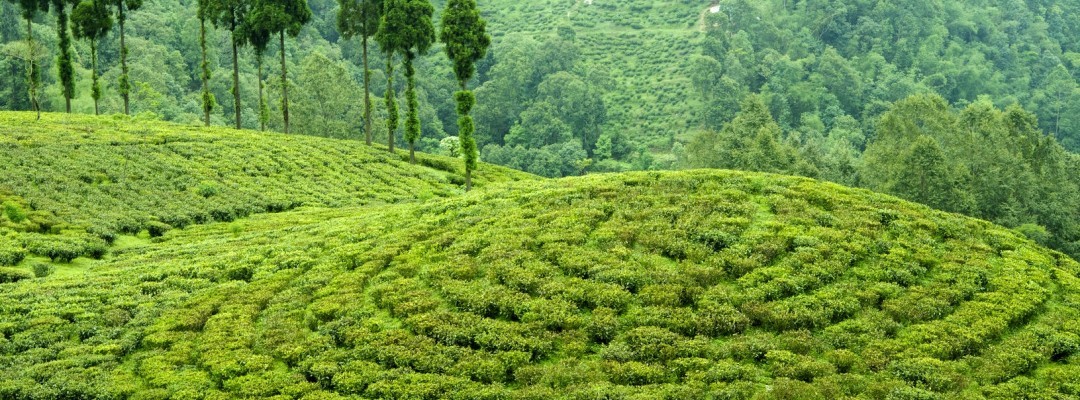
{"left": 2, "top": 169, "right": 1077, "bottom": 399}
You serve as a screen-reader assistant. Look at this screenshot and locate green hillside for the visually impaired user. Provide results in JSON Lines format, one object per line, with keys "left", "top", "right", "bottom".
{"left": 1, "top": 114, "right": 1078, "bottom": 399}
{"left": 0, "top": 112, "right": 532, "bottom": 267}
{"left": 479, "top": 0, "right": 706, "bottom": 145}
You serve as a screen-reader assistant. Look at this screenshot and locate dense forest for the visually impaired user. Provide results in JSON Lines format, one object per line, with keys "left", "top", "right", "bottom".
{"left": 2, "top": 0, "right": 1078, "bottom": 258}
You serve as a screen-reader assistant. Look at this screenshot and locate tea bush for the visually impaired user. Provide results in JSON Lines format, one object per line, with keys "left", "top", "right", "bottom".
{"left": 0, "top": 113, "right": 532, "bottom": 263}
{"left": 0, "top": 162, "right": 1078, "bottom": 398}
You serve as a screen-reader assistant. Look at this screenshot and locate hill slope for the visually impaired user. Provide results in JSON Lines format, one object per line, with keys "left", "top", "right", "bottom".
{"left": 2, "top": 166, "right": 1078, "bottom": 398}
{"left": 0, "top": 112, "right": 533, "bottom": 266}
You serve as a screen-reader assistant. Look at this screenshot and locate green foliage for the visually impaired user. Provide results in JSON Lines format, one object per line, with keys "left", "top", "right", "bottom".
{"left": 31, "top": 262, "right": 53, "bottom": 277}
{"left": 0, "top": 266, "right": 33, "bottom": 283}
{"left": 0, "top": 112, "right": 531, "bottom": 261}
{"left": 2, "top": 155, "right": 1077, "bottom": 398}
{"left": 52, "top": 0, "right": 77, "bottom": 111}
{"left": 292, "top": 52, "right": 363, "bottom": 139}
{"left": 687, "top": 94, "right": 800, "bottom": 175}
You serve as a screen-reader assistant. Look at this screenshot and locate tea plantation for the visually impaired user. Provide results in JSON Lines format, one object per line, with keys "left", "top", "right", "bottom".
{"left": 0, "top": 112, "right": 532, "bottom": 268}
{"left": 1, "top": 116, "right": 1079, "bottom": 399}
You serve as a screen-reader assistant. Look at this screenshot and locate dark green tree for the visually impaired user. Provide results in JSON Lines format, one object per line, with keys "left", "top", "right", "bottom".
{"left": 52, "top": 0, "right": 77, "bottom": 113}
{"left": 108, "top": 0, "right": 140, "bottom": 115}
{"left": 381, "top": 0, "right": 433, "bottom": 163}
{"left": 337, "top": 0, "right": 381, "bottom": 145}
{"left": 686, "top": 94, "right": 800, "bottom": 174}
{"left": 892, "top": 135, "right": 969, "bottom": 213}
{"left": 439, "top": 0, "right": 489, "bottom": 190}
{"left": 205, "top": 0, "right": 249, "bottom": 129}
{"left": 10, "top": 0, "right": 48, "bottom": 119}
{"left": 197, "top": 0, "right": 214, "bottom": 126}
{"left": 240, "top": 3, "right": 273, "bottom": 131}
{"left": 255, "top": 0, "right": 311, "bottom": 134}
{"left": 70, "top": 0, "right": 111, "bottom": 115}
{"left": 373, "top": 0, "right": 403, "bottom": 152}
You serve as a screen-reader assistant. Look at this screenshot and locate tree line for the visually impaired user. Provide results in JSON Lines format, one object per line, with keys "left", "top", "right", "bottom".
{"left": 4, "top": 0, "right": 491, "bottom": 189}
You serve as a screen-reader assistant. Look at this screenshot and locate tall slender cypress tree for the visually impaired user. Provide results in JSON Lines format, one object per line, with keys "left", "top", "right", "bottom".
{"left": 440, "top": 0, "right": 490, "bottom": 190}
{"left": 52, "top": 0, "right": 77, "bottom": 113}
{"left": 108, "top": 0, "right": 140, "bottom": 115}
{"left": 374, "top": 0, "right": 403, "bottom": 152}
{"left": 378, "top": 0, "right": 433, "bottom": 162}
{"left": 71, "top": 0, "right": 111, "bottom": 115}
{"left": 197, "top": 0, "right": 214, "bottom": 126}
{"left": 336, "top": 0, "right": 381, "bottom": 145}
{"left": 206, "top": 0, "right": 249, "bottom": 129}
{"left": 12, "top": 0, "right": 49, "bottom": 120}
{"left": 239, "top": 7, "right": 272, "bottom": 131}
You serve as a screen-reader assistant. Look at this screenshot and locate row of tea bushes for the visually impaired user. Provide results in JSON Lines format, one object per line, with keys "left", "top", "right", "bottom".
{"left": 1, "top": 170, "right": 1077, "bottom": 398}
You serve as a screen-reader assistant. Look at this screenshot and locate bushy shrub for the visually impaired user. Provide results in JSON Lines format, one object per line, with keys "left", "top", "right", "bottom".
{"left": 0, "top": 244, "right": 26, "bottom": 266}
{"left": 32, "top": 263, "right": 53, "bottom": 278}
{"left": 146, "top": 220, "right": 171, "bottom": 238}
{"left": 0, "top": 267, "right": 33, "bottom": 283}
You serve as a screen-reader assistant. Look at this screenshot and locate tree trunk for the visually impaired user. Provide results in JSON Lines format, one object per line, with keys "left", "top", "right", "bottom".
{"left": 9, "top": 60, "right": 16, "bottom": 110}
{"left": 280, "top": 31, "right": 290, "bottom": 134}
{"left": 385, "top": 55, "right": 396, "bottom": 152}
{"left": 119, "top": 6, "right": 130, "bottom": 115}
{"left": 57, "top": 5, "right": 72, "bottom": 113}
{"left": 91, "top": 39, "right": 99, "bottom": 115}
{"left": 362, "top": 35, "right": 372, "bottom": 145}
{"left": 27, "top": 18, "right": 40, "bottom": 120}
{"left": 232, "top": 34, "right": 241, "bottom": 129}
{"left": 201, "top": 18, "right": 210, "bottom": 126}
{"left": 257, "top": 52, "right": 265, "bottom": 131}
{"left": 405, "top": 55, "right": 418, "bottom": 164}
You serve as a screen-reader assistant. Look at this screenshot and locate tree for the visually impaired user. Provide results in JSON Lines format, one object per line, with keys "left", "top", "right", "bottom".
{"left": 253, "top": 0, "right": 311, "bottom": 134}
{"left": 240, "top": 2, "right": 273, "bottom": 131}
{"left": 892, "top": 135, "right": 969, "bottom": 213}
{"left": 53, "top": 0, "right": 77, "bottom": 113}
{"left": 439, "top": 0, "right": 489, "bottom": 190}
{"left": 378, "top": 0, "right": 433, "bottom": 163}
{"left": 536, "top": 71, "right": 605, "bottom": 156}
{"left": 337, "top": 0, "right": 382, "bottom": 145}
{"left": 197, "top": 0, "right": 214, "bottom": 126}
{"left": 108, "top": 0, "right": 140, "bottom": 115}
{"left": 292, "top": 52, "right": 363, "bottom": 139}
{"left": 686, "top": 94, "right": 800, "bottom": 174}
{"left": 70, "top": 0, "right": 111, "bottom": 115}
{"left": 374, "top": 0, "right": 399, "bottom": 152}
{"left": 9, "top": 0, "right": 49, "bottom": 119}
{"left": 205, "top": 0, "right": 249, "bottom": 129}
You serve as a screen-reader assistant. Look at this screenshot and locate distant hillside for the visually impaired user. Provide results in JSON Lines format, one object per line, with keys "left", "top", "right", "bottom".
{"left": 477, "top": 0, "right": 706, "bottom": 146}
{"left": 2, "top": 169, "right": 1078, "bottom": 398}
{"left": 0, "top": 112, "right": 533, "bottom": 265}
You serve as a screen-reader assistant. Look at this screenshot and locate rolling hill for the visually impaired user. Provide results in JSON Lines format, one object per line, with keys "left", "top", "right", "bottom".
{"left": 1, "top": 113, "right": 1079, "bottom": 399}
{"left": 0, "top": 112, "right": 532, "bottom": 267}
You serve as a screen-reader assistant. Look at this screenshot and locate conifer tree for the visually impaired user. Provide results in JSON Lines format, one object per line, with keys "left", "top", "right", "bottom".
{"left": 239, "top": 6, "right": 272, "bottom": 131}
{"left": 205, "top": 0, "right": 249, "bottom": 129}
{"left": 70, "top": 0, "right": 111, "bottom": 115}
{"left": 336, "top": 0, "right": 381, "bottom": 145}
{"left": 52, "top": 0, "right": 77, "bottom": 113}
{"left": 108, "top": 0, "right": 140, "bottom": 115}
{"left": 374, "top": 0, "right": 403, "bottom": 152}
{"left": 400, "top": 0, "right": 434, "bottom": 163}
{"left": 197, "top": 0, "right": 214, "bottom": 126}
{"left": 440, "top": 0, "right": 490, "bottom": 190}
{"left": 275, "top": 0, "right": 310, "bottom": 134}
{"left": 11, "top": 0, "right": 49, "bottom": 120}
